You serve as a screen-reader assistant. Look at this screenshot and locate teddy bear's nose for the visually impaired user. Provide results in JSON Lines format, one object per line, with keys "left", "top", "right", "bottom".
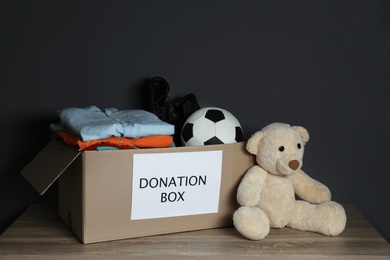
{"left": 288, "top": 160, "right": 300, "bottom": 170}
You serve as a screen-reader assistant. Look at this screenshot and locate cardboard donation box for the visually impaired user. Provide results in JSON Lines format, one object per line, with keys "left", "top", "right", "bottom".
{"left": 21, "top": 140, "right": 255, "bottom": 244}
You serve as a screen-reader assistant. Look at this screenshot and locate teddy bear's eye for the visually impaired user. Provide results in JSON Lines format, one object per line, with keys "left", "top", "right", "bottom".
{"left": 297, "top": 143, "right": 301, "bottom": 149}
{"left": 279, "top": 146, "right": 285, "bottom": 152}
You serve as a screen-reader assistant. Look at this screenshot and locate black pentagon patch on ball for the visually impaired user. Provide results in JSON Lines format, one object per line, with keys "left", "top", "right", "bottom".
{"left": 182, "top": 123, "right": 194, "bottom": 142}
{"left": 204, "top": 136, "right": 224, "bottom": 145}
{"left": 235, "top": 127, "right": 244, "bottom": 142}
{"left": 204, "top": 109, "right": 225, "bottom": 123}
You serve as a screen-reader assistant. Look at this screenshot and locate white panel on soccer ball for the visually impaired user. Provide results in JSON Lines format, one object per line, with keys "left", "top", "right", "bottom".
{"left": 215, "top": 120, "right": 236, "bottom": 143}
{"left": 193, "top": 118, "right": 215, "bottom": 142}
{"left": 186, "top": 109, "right": 206, "bottom": 124}
{"left": 223, "top": 111, "right": 240, "bottom": 126}
{"left": 186, "top": 137, "right": 204, "bottom": 146}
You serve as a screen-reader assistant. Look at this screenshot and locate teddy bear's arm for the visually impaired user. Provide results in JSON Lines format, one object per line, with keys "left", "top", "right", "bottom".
{"left": 236, "top": 165, "right": 267, "bottom": 207}
{"left": 290, "top": 170, "right": 331, "bottom": 204}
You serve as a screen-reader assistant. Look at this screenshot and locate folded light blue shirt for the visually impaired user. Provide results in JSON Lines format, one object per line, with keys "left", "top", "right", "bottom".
{"left": 51, "top": 106, "right": 174, "bottom": 141}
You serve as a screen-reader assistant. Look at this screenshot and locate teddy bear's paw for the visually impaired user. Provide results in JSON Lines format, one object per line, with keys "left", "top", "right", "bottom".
{"left": 317, "top": 201, "right": 347, "bottom": 236}
{"left": 233, "top": 207, "right": 270, "bottom": 240}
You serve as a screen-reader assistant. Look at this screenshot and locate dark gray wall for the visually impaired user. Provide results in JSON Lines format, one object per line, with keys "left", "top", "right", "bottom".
{"left": 1, "top": 0, "right": 389, "bottom": 241}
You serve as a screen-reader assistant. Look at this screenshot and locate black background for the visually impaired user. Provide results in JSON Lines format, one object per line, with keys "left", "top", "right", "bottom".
{"left": 1, "top": 0, "right": 389, "bottom": 241}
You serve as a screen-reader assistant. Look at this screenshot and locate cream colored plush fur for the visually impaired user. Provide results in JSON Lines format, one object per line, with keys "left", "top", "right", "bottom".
{"left": 233, "top": 123, "right": 346, "bottom": 240}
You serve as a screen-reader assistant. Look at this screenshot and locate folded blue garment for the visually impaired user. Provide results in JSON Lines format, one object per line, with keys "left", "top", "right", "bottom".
{"left": 52, "top": 106, "right": 174, "bottom": 141}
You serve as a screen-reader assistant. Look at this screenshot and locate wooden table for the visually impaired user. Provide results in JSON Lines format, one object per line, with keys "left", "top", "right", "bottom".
{"left": 0, "top": 204, "right": 389, "bottom": 259}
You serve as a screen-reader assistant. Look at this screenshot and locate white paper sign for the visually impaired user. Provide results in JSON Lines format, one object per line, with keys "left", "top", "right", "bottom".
{"left": 131, "top": 150, "right": 223, "bottom": 220}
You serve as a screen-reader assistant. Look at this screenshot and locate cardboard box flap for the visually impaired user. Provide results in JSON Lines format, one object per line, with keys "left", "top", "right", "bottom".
{"left": 21, "top": 140, "right": 80, "bottom": 195}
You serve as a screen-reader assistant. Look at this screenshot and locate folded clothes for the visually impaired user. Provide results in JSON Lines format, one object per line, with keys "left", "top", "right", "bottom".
{"left": 52, "top": 106, "right": 175, "bottom": 141}
{"left": 55, "top": 130, "right": 173, "bottom": 150}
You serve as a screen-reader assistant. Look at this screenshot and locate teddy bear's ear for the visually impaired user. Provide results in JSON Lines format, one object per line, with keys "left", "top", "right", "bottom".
{"left": 246, "top": 131, "right": 265, "bottom": 155}
{"left": 292, "top": 126, "right": 310, "bottom": 143}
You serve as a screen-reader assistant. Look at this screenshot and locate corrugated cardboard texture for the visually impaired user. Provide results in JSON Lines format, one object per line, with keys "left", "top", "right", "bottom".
{"left": 58, "top": 156, "right": 84, "bottom": 242}
{"left": 80, "top": 143, "right": 254, "bottom": 243}
{"left": 21, "top": 140, "right": 80, "bottom": 195}
{"left": 22, "top": 141, "right": 255, "bottom": 243}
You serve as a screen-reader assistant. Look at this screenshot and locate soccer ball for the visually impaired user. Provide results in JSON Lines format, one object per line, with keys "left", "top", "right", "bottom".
{"left": 181, "top": 107, "right": 244, "bottom": 146}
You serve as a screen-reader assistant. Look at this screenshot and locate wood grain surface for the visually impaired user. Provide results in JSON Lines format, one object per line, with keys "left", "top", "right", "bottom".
{"left": 0, "top": 204, "right": 389, "bottom": 259}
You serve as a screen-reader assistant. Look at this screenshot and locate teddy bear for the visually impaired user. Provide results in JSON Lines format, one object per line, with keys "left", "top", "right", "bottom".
{"left": 233, "top": 122, "right": 347, "bottom": 240}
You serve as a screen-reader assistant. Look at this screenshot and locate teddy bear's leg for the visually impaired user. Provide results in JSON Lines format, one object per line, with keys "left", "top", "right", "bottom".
{"left": 287, "top": 200, "right": 347, "bottom": 236}
{"left": 233, "top": 206, "right": 270, "bottom": 240}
